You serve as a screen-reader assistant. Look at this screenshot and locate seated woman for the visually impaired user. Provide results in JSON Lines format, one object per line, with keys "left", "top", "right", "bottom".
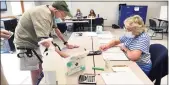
{"left": 88, "top": 9, "right": 96, "bottom": 18}
{"left": 75, "top": 9, "right": 83, "bottom": 18}
{"left": 74, "top": 9, "right": 84, "bottom": 31}
{"left": 100, "top": 15, "right": 152, "bottom": 76}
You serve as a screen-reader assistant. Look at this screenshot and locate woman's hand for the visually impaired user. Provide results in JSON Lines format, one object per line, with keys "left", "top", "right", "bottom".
{"left": 99, "top": 44, "right": 109, "bottom": 51}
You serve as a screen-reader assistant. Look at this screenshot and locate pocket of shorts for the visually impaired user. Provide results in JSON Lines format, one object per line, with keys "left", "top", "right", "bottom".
{"left": 22, "top": 54, "right": 39, "bottom": 67}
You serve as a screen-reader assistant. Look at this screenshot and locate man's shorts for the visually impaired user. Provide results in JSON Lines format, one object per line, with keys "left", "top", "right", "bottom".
{"left": 16, "top": 48, "right": 43, "bottom": 71}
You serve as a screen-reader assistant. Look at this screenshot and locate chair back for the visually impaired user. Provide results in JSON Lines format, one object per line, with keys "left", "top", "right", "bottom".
{"left": 57, "top": 23, "right": 67, "bottom": 33}
{"left": 94, "top": 18, "right": 104, "bottom": 26}
{"left": 149, "top": 19, "right": 157, "bottom": 29}
{"left": 149, "top": 44, "right": 168, "bottom": 85}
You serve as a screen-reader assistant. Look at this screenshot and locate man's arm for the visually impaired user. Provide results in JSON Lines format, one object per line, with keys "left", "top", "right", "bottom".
{"left": 55, "top": 28, "right": 67, "bottom": 43}
{"left": 55, "top": 28, "right": 79, "bottom": 49}
{"left": 55, "top": 47, "right": 69, "bottom": 58}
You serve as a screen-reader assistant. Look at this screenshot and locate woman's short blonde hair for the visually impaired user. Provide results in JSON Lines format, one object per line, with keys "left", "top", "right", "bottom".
{"left": 124, "top": 15, "right": 147, "bottom": 35}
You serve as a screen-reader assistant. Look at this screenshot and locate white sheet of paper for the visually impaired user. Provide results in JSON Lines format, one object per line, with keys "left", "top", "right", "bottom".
{"left": 101, "top": 70, "right": 144, "bottom": 85}
{"left": 84, "top": 32, "right": 97, "bottom": 36}
{"left": 97, "top": 34, "right": 114, "bottom": 39}
{"left": 99, "top": 39, "right": 112, "bottom": 44}
{"left": 101, "top": 31, "right": 112, "bottom": 34}
{"left": 134, "top": 7, "right": 140, "bottom": 11}
{"left": 112, "top": 67, "right": 131, "bottom": 72}
{"left": 102, "top": 52, "right": 128, "bottom": 60}
{"left": 97, "top": 31, "right": 114, "bottom": 39}
{"left": 104, "top": 47, "right": 123, "bottom": 53}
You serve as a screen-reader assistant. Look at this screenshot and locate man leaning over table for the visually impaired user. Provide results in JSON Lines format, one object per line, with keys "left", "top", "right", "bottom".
{"left": 100, "top": 15, "right": 152, "bottom": 76}
{"left": 14, "top": 1, "right": 79, "bottom": 85}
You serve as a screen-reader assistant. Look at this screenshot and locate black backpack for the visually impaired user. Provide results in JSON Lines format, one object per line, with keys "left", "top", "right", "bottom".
{"left": 112, "top": 24, "right": 120, "bottom": 29}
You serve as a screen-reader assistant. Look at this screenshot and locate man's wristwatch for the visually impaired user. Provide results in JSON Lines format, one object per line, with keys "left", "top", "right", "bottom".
{"left": 64, "top": 41, "right": 68, "bottom": 45}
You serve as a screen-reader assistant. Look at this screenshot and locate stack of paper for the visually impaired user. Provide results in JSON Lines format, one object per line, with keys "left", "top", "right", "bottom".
{"left": 84, "top": 32, "right": 97, "bottom": 37}
{"left": 99, "top": 39, "right": 112, "bottom": 44}
{"left": 112, "top": 66, "right": 130, "bottom": 72}
{"left": 101, "top": 31, "right": 112, "bottom": 34}
{"left": 73, "top": 32, "right": 97, "bottom": 37}
{"left": 102, "top": 52, "right": 128, "bottom": 60}
{"left": 97, "top": 34, "right": 114, "bottom": 39}
{"left": 101, "top": 67, "right": 143, "bottom": 85}
{"left": 97, "top": 31, "right": 114, "bottom": 38}
{"left": 104, "top": 47, "right": 123, "bottom": 53}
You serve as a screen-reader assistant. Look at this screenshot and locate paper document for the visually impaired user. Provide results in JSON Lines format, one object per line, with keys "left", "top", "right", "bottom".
{"left": 134, "top": 7, "right": 140, "bottom": 11}
{"left": 101, "top": 31, "right": 112, "bottom": 34}
{"left": 102, "top": 53, "right": 128, "bottom": 60}
{"left": 112, "top": 67, "right": 130, "bottom": 72}
{"left": 101, "top": 68, "right": 143, "bottom": 85}
{"left": 99, "top": 39, "right": 112, "bottom": 44}
{"left": 97, "top": 34, "right": 114, "bottom": 39}
{"left": 83, "top": 32, "right": 97, "bottom": 37}
{"left": 97, "top": 31, "right": 114, "bottom": 38}
{"left": 104, "top": 47, "right": 123, "bottom": 53}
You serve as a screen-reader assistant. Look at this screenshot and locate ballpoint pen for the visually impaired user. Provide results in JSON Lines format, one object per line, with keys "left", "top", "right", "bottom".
{"left": 84, "top": 73, "right": 100, "bottom": 75}
{"left": 112, "top": 65, "right": 128, "bottom": 67}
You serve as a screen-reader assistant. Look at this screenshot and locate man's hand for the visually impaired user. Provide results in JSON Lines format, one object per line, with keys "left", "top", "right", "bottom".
{"left": 0, "top": 30, "right": 11, "bottom": 39}
{"left": 55, "top": 47, "right": 70, "bottom": 58}
{"left": 40, "top": 39, "right": 53, "bottom": 48}
{"left": 99, "top": 44, "right": 109, "bottom": 51}
{"left": 60, "top": 52, "right": 69, "bottom": 58}
{"left": 65, "top": 43, "right": 79, "bottom": 49}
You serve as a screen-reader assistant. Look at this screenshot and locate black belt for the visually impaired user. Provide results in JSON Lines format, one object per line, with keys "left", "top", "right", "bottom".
{"left": 52, "top": 42, "right": 61, "bottom": 51}
{"left": 17, "top": 47, "right": 43, "bottom": 63}
{"left": 16, "top": 42, "right": 61, "bottom": 64}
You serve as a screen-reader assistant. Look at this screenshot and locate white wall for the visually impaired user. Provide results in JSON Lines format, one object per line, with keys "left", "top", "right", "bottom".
{"left": 1, "top": 1, "right": 37, "bottom": 17}
{"left": 24, "top": 2, "right": 36, "bottom": 11}
{"left": 1, "top": 1, "right": 13, "bottom": 17}
{"left": 38, "top": 0, "right": 72, "bottom": 11}
{"left": 70, "top": 2, "right": 167, "bottom": 26}
{"left": 10, "top": 2, "right": 22, "bottom": 15}
{"left": 1, "top": 1, "right": 167, "bottom": 26}
{"left": 34, "top": 1, "right": 167, "bottom": 26}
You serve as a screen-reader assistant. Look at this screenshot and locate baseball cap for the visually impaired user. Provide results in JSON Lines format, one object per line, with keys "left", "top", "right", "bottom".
{"left": 52, "top": 1, "right": 72, "bottom": 17}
